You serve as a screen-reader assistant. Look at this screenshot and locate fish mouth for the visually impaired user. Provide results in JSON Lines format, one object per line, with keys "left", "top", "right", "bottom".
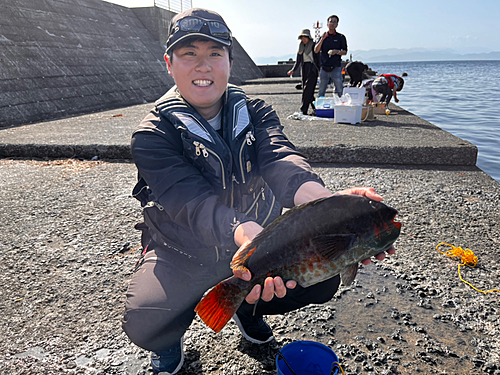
{"left": 393, "top": 219, "right": 402, "bottom": 230}
{"left": 193, "top": 79, "right": 213, "bottom": 87}
{"left": 391, "top": 210, "right": 402, "bottom": 230}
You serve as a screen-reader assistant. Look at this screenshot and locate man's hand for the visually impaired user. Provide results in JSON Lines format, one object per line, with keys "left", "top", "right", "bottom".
{"left": 233, "top": 267, "right": 297, "bottom": 304}
{"left": 333, "top": 186, "right": 383, "bottom": 202}
{"left": 334, "top": 187, "right": 397, "bottom": 264}
{"left": 233, "top": 222, "right": 297, "bottom": 304}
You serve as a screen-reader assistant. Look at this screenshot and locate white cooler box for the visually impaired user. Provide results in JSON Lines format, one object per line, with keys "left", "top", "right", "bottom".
{"left": 334, "top": 87, "right": 366, "bottom": 124}
{"left": 334, "top": 104, "right": 363, "bottom": 124}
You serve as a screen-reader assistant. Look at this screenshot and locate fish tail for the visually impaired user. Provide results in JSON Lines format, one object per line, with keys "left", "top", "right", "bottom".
{"left": 195, "top": 276, "right": 249, "bottom": 333}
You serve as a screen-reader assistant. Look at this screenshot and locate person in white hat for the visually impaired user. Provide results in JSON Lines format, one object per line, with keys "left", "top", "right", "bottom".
{"left": 287, "top": 29, "right": 320, "bottom": 115}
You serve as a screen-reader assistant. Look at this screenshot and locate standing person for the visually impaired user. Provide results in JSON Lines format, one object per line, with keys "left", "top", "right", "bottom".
{"left": 372, "top": 74, "right": 404, "bottom": 105}
{"left": 314, "top": 15, "right": 348, "bottom": 97}
{"left": 122, "top": 8, "right": 395, "bottom": 375}
{"left": 287, "top": 29, "right": 319, "bottom": 115}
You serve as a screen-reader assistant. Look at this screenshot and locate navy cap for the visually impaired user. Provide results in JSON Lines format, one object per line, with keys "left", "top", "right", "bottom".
{"left": 166, "top": 8, "right": 232, "bottom": 54}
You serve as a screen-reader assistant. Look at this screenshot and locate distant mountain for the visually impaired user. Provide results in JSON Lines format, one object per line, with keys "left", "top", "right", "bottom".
{"left": 349, "top": 48, "right": 500, "bottom": 63}
{"left": 254, "top": 48, "right": 500, "bottom": 65}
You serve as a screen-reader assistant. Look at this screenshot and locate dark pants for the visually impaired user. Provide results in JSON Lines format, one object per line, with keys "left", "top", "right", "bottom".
{"left": 373, "top": 83, "right": 393, "bottom": 104}
{"left": 301, "top": 62, "right": 318, "bottom": 115}
{"left": 122, "top": 232, "right": 340, "bottom": 352}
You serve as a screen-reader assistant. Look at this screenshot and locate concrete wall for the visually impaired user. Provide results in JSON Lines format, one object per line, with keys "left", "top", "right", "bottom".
{"left": 259, "top": 63, "right": 296, "bottom": 78}
{"left": 0, "top": 0, "right": 174, "bottom": 127}
{"left": 0, "top": 0, "right": 264, "bottom": 127}
{"left": 132, "top": 6, "right": 175, "bottom": 47}
{"left": 230, "top": 37, "right": 265, "bottom": 85}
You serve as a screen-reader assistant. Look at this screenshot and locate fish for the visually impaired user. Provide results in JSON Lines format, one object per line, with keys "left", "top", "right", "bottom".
{"left": 195, "top": 194, "right": 402, "bottom": 333}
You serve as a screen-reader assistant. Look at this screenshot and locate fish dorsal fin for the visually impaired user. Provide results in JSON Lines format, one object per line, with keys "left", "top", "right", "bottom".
{"left": 230, "top": 213, "right": 290, "bottom": 270}
{"left": 341, "top": 264, "right": 358, "bottom": 286}
{"left": 310, "top": 234, "right": 356, "bottom": 261}
{"left": 230, "top": 242, "right": 258, "bottom": 270}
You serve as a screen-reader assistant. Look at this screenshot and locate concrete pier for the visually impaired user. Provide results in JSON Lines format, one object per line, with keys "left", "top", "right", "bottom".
{"left": 1, "top": 78, "right": 500, "bottom": 374}
{"left": 0, "top": 79, "right": 477, "bottom": 167}
{"left": 2, "top": 2, "right": 500, "bottom": 374}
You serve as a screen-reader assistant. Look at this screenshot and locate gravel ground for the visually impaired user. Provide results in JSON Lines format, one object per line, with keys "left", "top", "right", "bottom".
{"left": 1, "top": 159, "right": 499, "bottom": 375}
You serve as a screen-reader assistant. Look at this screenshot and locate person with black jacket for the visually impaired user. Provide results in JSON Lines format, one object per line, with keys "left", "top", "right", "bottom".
{"left": 122, "top": 8, "right": 395, "bottom": 375}
{"left": 287, "top": 29, "right": 319, "bottom": 115}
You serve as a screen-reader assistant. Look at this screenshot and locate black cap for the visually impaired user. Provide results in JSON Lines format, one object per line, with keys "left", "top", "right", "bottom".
{"left": 166, "top": 8, "right": 232, "bottom": 54}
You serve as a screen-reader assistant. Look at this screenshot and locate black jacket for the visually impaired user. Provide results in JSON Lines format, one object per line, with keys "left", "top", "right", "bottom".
{"left": 131, "top": 85, "right": 323, "bottom": 265}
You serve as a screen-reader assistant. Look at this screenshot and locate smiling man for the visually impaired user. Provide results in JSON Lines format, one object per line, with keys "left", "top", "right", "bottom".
{"left": 122, "top": 8, "right": 394, "bottom": 375}
{"left": 166, "top": 39, "right": 231, "bottom": 120}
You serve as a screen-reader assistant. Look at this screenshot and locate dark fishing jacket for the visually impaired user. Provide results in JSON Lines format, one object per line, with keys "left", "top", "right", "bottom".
{"left": 131, "top": 85, "right": 322, "bottom": 265}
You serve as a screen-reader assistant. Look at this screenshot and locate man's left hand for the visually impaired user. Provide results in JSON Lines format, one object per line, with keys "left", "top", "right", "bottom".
{"left": 334, "top": 187, "right": 397, "bottom": 265}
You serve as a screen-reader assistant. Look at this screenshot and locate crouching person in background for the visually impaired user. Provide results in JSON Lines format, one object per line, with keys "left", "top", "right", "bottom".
{"left": 372, "top": 74, "right": 404, "bottom": 105}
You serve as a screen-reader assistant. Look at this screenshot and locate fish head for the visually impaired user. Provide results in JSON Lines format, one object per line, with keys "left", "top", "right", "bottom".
{"left": 362, "top": 198, "right": 401, "bottom": 253}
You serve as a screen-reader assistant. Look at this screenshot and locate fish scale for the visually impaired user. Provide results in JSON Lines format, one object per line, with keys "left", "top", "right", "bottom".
{"left": 195, "top": 194, "right": 401, "bottom": 333}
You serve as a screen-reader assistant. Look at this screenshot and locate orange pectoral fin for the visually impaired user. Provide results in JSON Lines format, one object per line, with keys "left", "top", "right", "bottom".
{"left": 195, "top": 276, "right": 249, "bottom": 333}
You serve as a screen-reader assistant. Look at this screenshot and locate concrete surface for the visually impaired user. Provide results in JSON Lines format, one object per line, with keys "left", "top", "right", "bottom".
{"left": 0, "top": 80, "right": 478, "bottom": 167}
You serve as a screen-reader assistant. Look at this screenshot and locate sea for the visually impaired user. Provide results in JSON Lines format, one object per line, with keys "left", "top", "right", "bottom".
{"left": 368, "top": 60, "right": 500, "bottom": 183}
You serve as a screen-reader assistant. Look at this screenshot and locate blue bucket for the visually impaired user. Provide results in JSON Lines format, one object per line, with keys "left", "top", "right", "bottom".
{"left": 276, "top": 341, "right": 340, "bottom": 375}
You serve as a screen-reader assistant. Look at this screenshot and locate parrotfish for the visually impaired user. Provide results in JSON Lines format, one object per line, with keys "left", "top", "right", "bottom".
{"left": 195, "top": 194, "right": 401, "bottom": 333}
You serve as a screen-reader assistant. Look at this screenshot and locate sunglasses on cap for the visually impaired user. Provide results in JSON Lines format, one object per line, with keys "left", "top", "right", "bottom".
{"left": 175, "top": 16, "right": 232, "bottom": 40}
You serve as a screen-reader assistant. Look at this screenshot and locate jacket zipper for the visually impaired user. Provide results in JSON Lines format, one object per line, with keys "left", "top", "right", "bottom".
{"left": 244, "top": 187, "right": 265, "bottom": 216}
{"left": 193, "top": 139, "right": 230, "bottom": 263}
{"left": 261, "top": 194, "right": 276, "bottom": 227}
{"left": 231, "top": 175, "right": 238, "bottom": 208}
{"left": 193, "top": 140, "right": 227, "bottom": 190}
{"left": 238, "top": 131, "right": 255, "bottom": 184}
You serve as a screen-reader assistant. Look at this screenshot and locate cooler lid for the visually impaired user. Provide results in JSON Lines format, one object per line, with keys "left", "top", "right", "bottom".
{"left": 343, "top": 87, "right": 365, "bottom": 105}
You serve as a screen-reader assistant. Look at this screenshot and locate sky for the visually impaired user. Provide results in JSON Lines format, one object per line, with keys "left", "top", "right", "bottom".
{"left": 105, "top": 0, "right": 500, "bottom": 62}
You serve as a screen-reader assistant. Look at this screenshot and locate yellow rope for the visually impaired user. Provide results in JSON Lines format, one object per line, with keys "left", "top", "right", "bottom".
{"left": 436, "top": 243, "right": 500, "bottom": 294}
{"left": 332, "top": 362, "right": 345, "bottom": 375}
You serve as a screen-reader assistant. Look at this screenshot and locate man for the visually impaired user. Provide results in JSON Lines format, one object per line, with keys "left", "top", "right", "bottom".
{"left": 122, "top": 8, "right": 394, "bottom": 374}
{"left": 287, "top": 29, "right": 319, "bottom": 115}
{"left": 314, "top": 15, "right": 348, "bottom": 97}
{"left": 372, "top": 74, "right": 405, "bottom": 105}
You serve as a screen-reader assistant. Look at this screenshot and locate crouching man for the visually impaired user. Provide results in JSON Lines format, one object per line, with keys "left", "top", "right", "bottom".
{"left": 122, "top": 8, "right": 394, "bottom": 374}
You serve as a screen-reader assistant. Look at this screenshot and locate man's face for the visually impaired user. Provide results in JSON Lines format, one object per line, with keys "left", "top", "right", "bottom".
{"left": 327, "top": 18, "right": 338, "bottom": 33}
{"left": 166, "top": 39, "right": 232, "bottom": 117}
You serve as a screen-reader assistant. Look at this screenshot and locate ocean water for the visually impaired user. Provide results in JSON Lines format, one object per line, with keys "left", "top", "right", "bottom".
{"left": 368, "top": 60, "right": 500, "bottom": 183}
